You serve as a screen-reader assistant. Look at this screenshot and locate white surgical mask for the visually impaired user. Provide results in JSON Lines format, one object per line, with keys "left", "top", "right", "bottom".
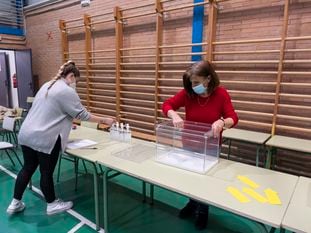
{"left": 69, "top": 81, "right": 76, "bottom": 90}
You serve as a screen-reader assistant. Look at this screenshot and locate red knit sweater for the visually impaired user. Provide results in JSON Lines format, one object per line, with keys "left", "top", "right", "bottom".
{"left": 162, "top": 86, "right": 238, "bottom": 126}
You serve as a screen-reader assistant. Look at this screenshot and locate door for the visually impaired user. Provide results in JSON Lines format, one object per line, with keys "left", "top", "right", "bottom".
{"left": 0, "top": 53, "right": 11, "bottom": 107}
{"left": 15, "top": 49, "right": 33, "bottom": 109}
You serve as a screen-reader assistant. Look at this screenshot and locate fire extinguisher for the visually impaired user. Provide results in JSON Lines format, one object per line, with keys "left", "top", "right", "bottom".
{"left": 12, "top": 74, "right": 18, "bottom": 88}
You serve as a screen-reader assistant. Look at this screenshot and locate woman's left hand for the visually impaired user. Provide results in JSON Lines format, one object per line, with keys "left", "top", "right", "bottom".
{"left": 211, "top": 119, "right": 225, "bottom": 138}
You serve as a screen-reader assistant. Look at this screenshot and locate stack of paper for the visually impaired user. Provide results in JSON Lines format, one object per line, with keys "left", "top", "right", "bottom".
{"left": 66, "top": 139, "right": 98, "bottom": 150}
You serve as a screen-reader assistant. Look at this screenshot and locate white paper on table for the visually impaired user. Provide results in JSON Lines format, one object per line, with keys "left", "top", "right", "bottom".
{"left": 66, "top": 139, "right": 98, "bottom": 149}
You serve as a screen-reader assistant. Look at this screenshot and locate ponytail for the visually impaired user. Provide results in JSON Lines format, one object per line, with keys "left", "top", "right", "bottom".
{"left": 46, "top": 60, "right": 79, "bottom": 97}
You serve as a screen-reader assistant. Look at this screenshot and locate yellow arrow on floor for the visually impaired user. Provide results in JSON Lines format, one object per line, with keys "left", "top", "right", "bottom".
{"left": 242, "top": 187, "right": 268, "bottom": 203}
{"left": 227, "top": 186, "right": 251, "bottom": 203}
{"left": 237, "top": 175, "right": 260, "bottom": 189}
{"left": 265, "top": 188, "right": 282, "bottom": 205}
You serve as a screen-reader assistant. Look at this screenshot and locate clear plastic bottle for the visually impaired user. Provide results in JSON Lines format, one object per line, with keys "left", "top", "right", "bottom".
{"left": 125, "top": 123, "right": 131, "bottom": 143}
{"left": 120, "top": 122, "right": 124, "bottom": 141}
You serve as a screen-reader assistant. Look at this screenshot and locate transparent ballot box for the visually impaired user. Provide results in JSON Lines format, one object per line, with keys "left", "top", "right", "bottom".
{"left": 155, "top": 121, "right": 220, "bottom": 174}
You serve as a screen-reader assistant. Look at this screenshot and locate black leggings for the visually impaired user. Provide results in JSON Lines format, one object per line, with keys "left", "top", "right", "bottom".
{"left": 14, "top": 137, "right": 61, "bottom": 203}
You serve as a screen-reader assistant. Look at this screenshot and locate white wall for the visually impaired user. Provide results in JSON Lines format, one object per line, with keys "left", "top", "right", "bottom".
{"left": 0, "top": 50, "right": 19, "bottom": 107}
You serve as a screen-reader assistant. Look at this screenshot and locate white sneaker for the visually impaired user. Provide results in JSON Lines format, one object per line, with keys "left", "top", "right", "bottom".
{"left": 7, "top": 199, "right": 25, "bottom": 214}
{"left": 46, "top": 199, "right": 73, "bottom": 215}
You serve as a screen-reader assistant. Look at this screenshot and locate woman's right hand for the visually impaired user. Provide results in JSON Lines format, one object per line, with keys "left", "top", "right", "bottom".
{"left": 168, "top": 110, "right": 184, "bottom": 128}
{"left": 102, "top": 117, "right": 115, "bottom": 127}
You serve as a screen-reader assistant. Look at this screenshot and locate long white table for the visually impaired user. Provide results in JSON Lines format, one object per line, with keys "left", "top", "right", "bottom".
{"left": 282, "top": 176, "right": 311, "bottom": 233}
{"left": 66, "top": 126, "right": 301, "bottom": 233}
{"left": 93, "top": 141, "right": 298, "bottom": 232}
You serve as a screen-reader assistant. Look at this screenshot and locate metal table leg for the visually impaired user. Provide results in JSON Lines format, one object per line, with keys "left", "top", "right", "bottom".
{"left": 92, "top": 163, "right": 100, "bottom": 231}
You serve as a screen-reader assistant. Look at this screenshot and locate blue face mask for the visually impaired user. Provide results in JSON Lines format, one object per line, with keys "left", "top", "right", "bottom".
{"left": 192, "top": 83, "right": 207, "bottom": 95}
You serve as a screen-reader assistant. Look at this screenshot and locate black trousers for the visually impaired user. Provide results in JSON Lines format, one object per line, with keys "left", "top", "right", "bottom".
{"left": 14, "top": 137, "right": 61, "bottom": 203}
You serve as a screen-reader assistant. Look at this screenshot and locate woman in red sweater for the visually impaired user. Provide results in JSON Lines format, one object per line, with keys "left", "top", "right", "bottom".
{"left": 162, "top": 61, "right": 238, "bottom": 230}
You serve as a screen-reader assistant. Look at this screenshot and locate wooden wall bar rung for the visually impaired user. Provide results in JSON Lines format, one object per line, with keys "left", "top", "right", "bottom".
{"left": 160, "top": 1, "right": 210, "bottom": 13}
{"left": 279, "top": 93, "right": 311, "bottom": 98}
{"left": 236, "top": 110, "right": 273, "bottom": 117}
{"left": 159, "top": 61, "right": 195, "bottom": 65}
{"left": 89, "top": 63, "right": 116, "bottom": 66}
{"left": 213, "top": 37, "right": 281, "bottom": 45}
{"left": 239, "top": 120, "right": 271, "bottom": 127}
{"left": 89, "top": 70, "right": 116, "bottom": 73}
{"left": 160, "top": 52, "right": 205, "bottom": 57}
{"left": 232, "top": 100, "right": 274, "bottom": 107}
{"left": 120, "top": 90, "right": 154, "bottom": 96}
{"left": 120, "top": 105, "right": 153, "bottom": 111}
{"left": 160, "top": 42, "right": 207, "bottom": 49}
{"left": 279, "top": 104, "right": 311, "bottom": 110}
{"left": 89, "top": 89, "right": 115, "bottom": 94}
{"left": 276, "top": 125, "right": 311, "bottom": 133}
{"left": 69, "top": 57, "right": 85, "bottom": 60}
{"left": 283, "top": 59, "right": 311, "bottom": 63}
{"left": 158, "top": 86, "right": 182, "bottom": 90}
{"left": 90, "top": 107, "right": 116, "bottom": 113}
{"left": 120, "top": 111, "right": 154, "bottom": 119}
{"left": 286, "top": 48, "right": 311, "bottom": 53}
{"left": 89, "top": 82, "right": 115, "bottom": 87}
{"left": 213, "top": 50, "right": 280, "bottom": 55}
{"left": 213, "top": 60, "right": 279, "bottom": 64}
{"left": 282, "top": 71, "right": 311, "bottom": 75}
{"left": 120, "top": 84, "right": 155, "bottom": 88}
{"left": 89, "top": 100, "right": 115, "bottom": 106}
{"left": 89, "top": 76, "right": 116, "bottom": 80}
{"left": 90, "top": 49, "right": 116, "bottom": 53}
{"left": 120, "top": 118, "right": 154, "bottom": 127}
{"left": 286, "top": 35, "right": 311, "bottom": 41}
{"left": 216, "top": 70, "right": 278, "bottom": 75}
{"left": 228, "top": 90, "right": 275, "bottom": 96}
{"left": 121, "top": 55, "right": 156, "bottom": 58}
{"left": 120, "top": 62, "right": 156, "bottom": 65}
{"left": 92, "top": 56, "right": 115, "bottom": 59}
{"left": 64, "top": 51, "right": 85, "bottom": 54}
{"left": 121, "top": 46, "right": 155, "bottom": 51}
{"left": 222, "top": 80, "right": 276, "bottom": 85}
{"left": 281, "top": 83, "right": 311, "bottom": 87}
{"left": 120, "top": 97, "right": 154, "bottom": 104}
{"left": 89, "top": 94, "right": 115, "bottom": 100}
{"left": 277, "top": 115, "right": 311, "bottom": 122}
{"left": 120, "top": 70, "right": 155, "bottom": 73}
{"left": 120, "top": 77, "right": 154, "bottom": 80}
{"left": 157, "top": 78, "right": 180, "bottom": 81}
{"left": 158, "top": 70, "right": 184, "bottom": 73}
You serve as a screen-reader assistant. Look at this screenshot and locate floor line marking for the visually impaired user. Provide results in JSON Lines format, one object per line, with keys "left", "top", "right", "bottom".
{"left": 0, "top": 164, "right": 105, "bottom": 233}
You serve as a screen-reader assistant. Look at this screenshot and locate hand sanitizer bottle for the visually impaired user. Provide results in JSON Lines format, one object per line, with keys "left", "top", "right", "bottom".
{"left": 125, "top": 123, "right": 131, "bottom": 143}
{"left": 115, "top": 122, "right": 120, "bottom": 140}
{"left": 110, "top": 123, "right": 115, "bottom": 140}
{"left": 120, "top": 122, "right": 124, "bottom": 141}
